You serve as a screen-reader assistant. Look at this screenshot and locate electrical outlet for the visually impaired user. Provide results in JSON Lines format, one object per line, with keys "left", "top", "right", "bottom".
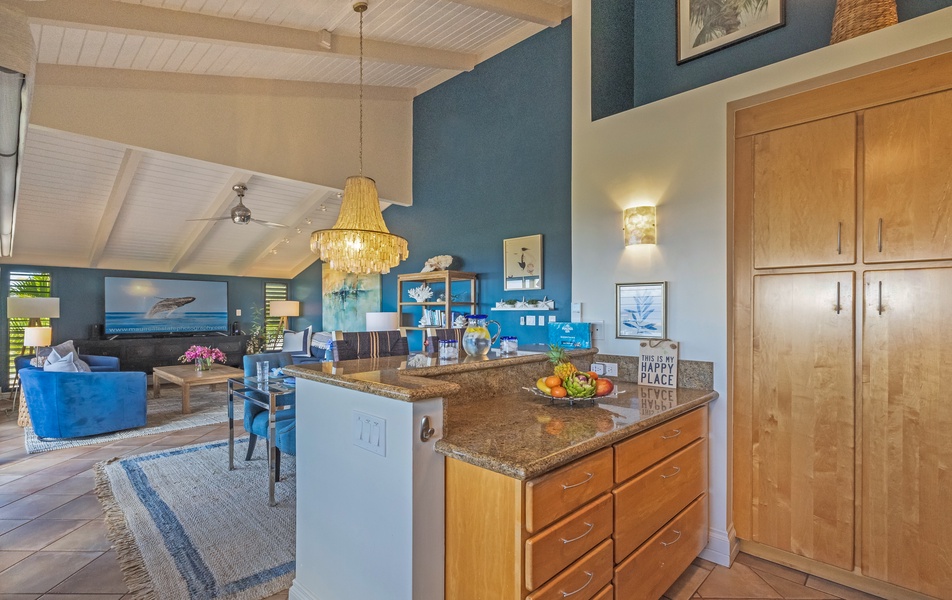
{"left": 353, "top": 411, "right": 386, "bottom": 457}
{"left": 591, "top": 320, "right": 605, "bottom": 340}
{"left": 526, "top": 315, "right": 536, "bottom": 326}
{"left": 603, "top": 362, "right": 618, "bottom": 377}
{"left": 520, "top": 316, "right": 526, "bottom": 326}
{"left": 590, "top": 362, "right": 606, "bottom": 375}
{"left": 235, "top": 309, "right": 242, "bottom": 317}
{"left": 548, "top": 315, "right": 556, "bottom": 323}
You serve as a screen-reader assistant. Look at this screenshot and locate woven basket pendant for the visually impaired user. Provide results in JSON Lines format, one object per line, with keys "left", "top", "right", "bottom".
{"left": 831, "top": 0, "right": 898, "bottom": 43}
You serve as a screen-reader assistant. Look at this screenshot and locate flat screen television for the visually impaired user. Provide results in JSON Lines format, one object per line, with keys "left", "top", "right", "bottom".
{"left": 104, "top": 277, "right": 229, "bottom": 336}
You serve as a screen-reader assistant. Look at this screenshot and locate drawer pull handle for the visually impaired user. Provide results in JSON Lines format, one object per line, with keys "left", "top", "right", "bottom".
{"left": 661, "top": 466, "right": 681, "bottom": 479}
{"left": 561, "top": 522, "right": 594, "bottom": 545}
{"left": 561, "top": 472, "right": 594, "bottom": 490}
{"left": 661, "top": 530, "right": 682, "bottom": 547}
{"left": 561, "top": 571, "right": 594, "bottom": 597}
{"left": 661, "top": 429, "right": 681, "bottom": 440}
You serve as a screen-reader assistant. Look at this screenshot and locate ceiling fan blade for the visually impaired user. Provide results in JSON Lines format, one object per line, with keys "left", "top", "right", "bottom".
{"left": 186, "top": 216, "right": 233, "bottom": 222}
{"left": 251, "top": 218, "right": 289, "bottom": 228}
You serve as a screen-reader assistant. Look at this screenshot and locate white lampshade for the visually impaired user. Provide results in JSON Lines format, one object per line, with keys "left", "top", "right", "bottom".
{"left": 366, "top": 312, "right": 400, "bottom": 332}
{"left": 269, "top": 300, "right": 300, "bottom": 318}
{"left": 7, "top": 296, "right": 60, "bottom": 318}
{"left": 23, "top": 326, "right": 51, "bottom": 347}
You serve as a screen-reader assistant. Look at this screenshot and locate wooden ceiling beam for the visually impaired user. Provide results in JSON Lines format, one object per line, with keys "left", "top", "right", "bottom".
{"left": 21, "top": 0, "right": 476, "bottom": 72}
{"left": 88, "top": 148, "right": 142, "bottom": 268}
{"left": 169, "top": 171, "right": 252, "bottom": 274}
{"left": 448, "top": 0, "right": 570, "bottom": 27}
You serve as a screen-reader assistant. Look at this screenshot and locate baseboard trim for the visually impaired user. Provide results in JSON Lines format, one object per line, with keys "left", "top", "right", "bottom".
{"left": 739, "top": 540, "right": 935, "bottom": 600}
{"left": 289, "top": 578, "right": 320, "bottom": 600}
{"left": 699, "top": 524, "right": 737, "bottom": 567}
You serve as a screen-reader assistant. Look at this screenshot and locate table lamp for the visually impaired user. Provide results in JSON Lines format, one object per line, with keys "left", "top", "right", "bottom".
{"left": 269, "top": 300, "right": 300, "bottom": 333}
{"left": 366, "top": 312, "right": 400, "bottom": 332}
{"left": 23, "top": 326, "right": 51, "bottom": 364}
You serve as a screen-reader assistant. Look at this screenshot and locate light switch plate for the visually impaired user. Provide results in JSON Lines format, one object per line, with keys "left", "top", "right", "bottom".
{"left": 353, "top": 410, "right": 386, "bottom": 457}
{"left": 571, "top": 302, "right": 582, "bottom": 322}
{"left": 548, "top": 315, "right": 556, "bottom": 323}
{"left": 591, "top": 320, "right": 605, "bottom": 340}
{"left": 235, "top": 309, "right": 242, "bottom": 317}
{"left": 526, "top": 315, "right": 537, "bottom": 326}
{"left": 520, "top": 316, "right": 526, "bottom": 326}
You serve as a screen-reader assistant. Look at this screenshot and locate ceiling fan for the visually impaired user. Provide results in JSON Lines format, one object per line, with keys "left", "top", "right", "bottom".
{"left": 187, "top": 184, "right": 288, "bottom": 228}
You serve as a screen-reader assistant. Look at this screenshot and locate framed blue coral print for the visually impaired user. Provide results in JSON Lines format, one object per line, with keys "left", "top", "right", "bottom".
{"left": 616, "top": 282, "right": 666, "bottom": 340}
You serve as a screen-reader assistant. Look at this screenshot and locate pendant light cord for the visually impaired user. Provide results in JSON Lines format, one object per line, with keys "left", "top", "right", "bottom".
{"left": 358, "top": 5, "right": 364, "bottom": 178}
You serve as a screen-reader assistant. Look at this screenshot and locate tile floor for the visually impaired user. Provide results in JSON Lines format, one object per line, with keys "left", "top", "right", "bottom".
{"left": 0, "top": 408, "right": 882, "bottom": 600}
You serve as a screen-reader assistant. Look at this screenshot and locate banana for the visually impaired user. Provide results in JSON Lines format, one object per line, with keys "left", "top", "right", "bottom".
{"left": 536, "top": 377, "right": 552, "bottom": 395}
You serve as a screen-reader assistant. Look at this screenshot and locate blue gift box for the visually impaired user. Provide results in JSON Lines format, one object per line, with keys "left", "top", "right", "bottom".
{"left": 547, "top": 322, "right": 593, "bottom": 349}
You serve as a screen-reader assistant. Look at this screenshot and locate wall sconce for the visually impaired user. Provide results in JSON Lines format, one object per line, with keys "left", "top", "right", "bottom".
{"left": 624, "top": 206, "right": 657, "bottom": 245}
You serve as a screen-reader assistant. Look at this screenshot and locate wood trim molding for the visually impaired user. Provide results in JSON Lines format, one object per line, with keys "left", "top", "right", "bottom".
{"left": 734, "top": 47, "right": 952, "bottom": 138}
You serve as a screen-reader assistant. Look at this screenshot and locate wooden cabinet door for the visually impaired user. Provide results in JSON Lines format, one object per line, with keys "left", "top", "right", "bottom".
{"left": 752, "top": 114, "right": 856, "bottom": 269}
{"left": 751, "top": 272, "right": 855, "bottom": 569}
{"left": 864, "top": 89, "right": 952, "bottom": 263}
{"left": 862, "top": 268, "right": 952, "bottom": 598}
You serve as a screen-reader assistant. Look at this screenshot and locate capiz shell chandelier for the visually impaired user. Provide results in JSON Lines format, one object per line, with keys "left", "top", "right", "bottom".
{"left": 310, "top": 1, "right": 409, "bottom": 274}
{"left": 312, "top": 175, "right": 408, "bottom": 273}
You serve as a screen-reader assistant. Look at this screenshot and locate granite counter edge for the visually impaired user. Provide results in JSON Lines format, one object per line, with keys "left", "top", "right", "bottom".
{"left": 435, "top": 391, "right": 718, "bottom": 480}
{"left": 283, "top": 365, "right": 461, "bottom": 402}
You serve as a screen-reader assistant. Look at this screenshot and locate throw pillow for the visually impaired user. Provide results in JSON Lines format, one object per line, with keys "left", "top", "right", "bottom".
{"left": 283, "top": 326, "right": 312, "bottom": 357}
{"left": 43, "top": 349, "right": 91, "bottom": 373}
{"left": 37, "top": 340, "right": 78, "bottom": 365}
{"left": 310, "top": 331, "right": 333, "bottom": 353}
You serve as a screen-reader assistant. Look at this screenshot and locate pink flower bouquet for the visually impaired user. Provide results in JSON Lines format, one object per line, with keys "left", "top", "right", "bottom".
{"left": 179, "top": 345, "right": 227, "bottom": 370}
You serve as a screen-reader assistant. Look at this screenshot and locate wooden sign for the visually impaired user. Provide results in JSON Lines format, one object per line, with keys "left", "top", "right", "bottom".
{"left": 638, "top": 341, "right": 679, "bottom": 388}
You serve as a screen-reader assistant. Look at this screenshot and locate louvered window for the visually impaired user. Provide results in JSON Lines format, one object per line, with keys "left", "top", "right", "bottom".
{"left": 7, "top": 271, "right": 52, "bottom": 386}
{"left": 265, "top": 282, "right": 289, "bottom": 350}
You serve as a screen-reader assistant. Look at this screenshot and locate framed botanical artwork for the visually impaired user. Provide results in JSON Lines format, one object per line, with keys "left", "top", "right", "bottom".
{"left": 503, "top": 234, "right": 543, "bottom": 291}
{"left": 677, "top": 0, "right": 785, "bottom": 64}
{"left": 616, "top": 282, "right": 666, "bottom": 340}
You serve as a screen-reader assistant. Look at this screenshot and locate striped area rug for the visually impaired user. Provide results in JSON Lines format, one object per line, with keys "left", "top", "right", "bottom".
{"left": 96, "top": 438, "right": 295, "bottom": 600}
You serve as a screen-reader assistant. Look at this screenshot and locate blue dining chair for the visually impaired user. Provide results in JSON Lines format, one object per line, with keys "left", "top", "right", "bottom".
{"left": 241, "top": 352, "right": 295, "bottom": 481}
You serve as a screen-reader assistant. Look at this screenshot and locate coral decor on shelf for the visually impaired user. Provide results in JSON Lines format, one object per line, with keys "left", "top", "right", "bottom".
{"left": 179, "top": 345, "right": 227, "bottom": 371}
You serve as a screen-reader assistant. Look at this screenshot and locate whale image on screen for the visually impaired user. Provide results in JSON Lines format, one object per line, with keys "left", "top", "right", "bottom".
{"left": 105, "top": 277, "right": 228, "bottom": 335}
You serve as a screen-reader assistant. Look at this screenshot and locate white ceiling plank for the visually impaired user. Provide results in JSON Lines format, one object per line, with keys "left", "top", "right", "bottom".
{"left": 237, "top": 188, "right": 334, "bottom": 275}
{"left": 88, "top": 149, "right": 144, "bottom": 268}
{"left": 25, "top": 0, "right": 477, "bottom": 72}
{"left": 168, "top": 171, "right": 253, "bottom": 273}
{"left": 447, "top": 0, "right": 569, "bottom": 26}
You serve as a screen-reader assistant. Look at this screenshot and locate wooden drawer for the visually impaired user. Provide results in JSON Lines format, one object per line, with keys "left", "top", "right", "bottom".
{"left": 526, "top": 494, "right": 613, "bottom": 590}
{"left": 592, "top": 584, "right": 613, "bottom": 600}
{"left": 614, "top": 438, "right": 707, "bottom": 561}
{"left": 615, "top": 408, "right": 707, "bottom": 483}
{"left": 526, "top": 448, "right": 613, "bottom": 533}
{"left": 527, "top": 539, "right": 614, "bottom": 600}
{"left": 614, "top": 494, "right": 709, "bottom": 600}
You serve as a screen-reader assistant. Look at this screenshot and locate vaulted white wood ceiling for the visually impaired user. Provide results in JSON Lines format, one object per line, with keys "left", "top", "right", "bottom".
{"left": 5, "top": 0, "right": 571, "bottom": 278}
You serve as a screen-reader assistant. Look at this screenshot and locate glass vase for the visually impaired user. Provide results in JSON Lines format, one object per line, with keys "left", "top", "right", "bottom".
{"left": 195, "top": 358, "right": 212, "bottom": 371}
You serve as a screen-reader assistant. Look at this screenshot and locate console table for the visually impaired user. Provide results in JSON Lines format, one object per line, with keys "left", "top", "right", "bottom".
{"left": 77, "top": 335, "right": 250, "bottom": 374}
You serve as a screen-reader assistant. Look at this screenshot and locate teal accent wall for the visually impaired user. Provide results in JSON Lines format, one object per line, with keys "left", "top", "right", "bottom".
{"left": 379, "top": 19, "right": 573, "bottom": 349}
{"left": 591, "top": 0, "right": 952, "bottom": 117}
{"left": 1, "top": 264, "right": 287, "bottom": 344}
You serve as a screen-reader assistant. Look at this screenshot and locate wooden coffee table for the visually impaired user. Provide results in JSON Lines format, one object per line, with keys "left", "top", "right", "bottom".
{"left": 152, "top": 363, "right": 245, "bottom": 414}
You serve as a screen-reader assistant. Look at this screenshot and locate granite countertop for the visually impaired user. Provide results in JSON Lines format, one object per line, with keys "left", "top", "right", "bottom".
{"left": 436, "top": 384, "right": 717, "bottom": 480}
{"left": 282, "top": 348, "right": 594, "bottom": 402}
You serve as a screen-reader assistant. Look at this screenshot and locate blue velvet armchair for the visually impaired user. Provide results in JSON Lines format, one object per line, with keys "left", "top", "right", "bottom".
{"left": 241, "top": 352, "right": 296, "bottom": 480}
{"left": 15, "top": 354, "right": 120, "bottom": 373}
{"left": 19, "top": 368, "right": 147, "bottom": 439}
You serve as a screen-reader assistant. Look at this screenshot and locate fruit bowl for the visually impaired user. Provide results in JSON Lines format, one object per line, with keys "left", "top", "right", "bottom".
{"left": 522, "top": 386, "right": 598, "bottom": 406}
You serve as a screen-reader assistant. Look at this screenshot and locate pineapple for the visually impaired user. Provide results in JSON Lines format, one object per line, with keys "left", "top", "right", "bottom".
{"left": 547, "top": 344, "right": 578, "bottom": 380}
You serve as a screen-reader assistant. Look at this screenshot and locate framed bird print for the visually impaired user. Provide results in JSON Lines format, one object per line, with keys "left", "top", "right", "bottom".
{"left": 503, "top": 234, "right": 543, "bottom": 291}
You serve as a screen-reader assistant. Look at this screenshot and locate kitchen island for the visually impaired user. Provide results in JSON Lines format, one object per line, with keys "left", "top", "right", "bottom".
{"left": 284, "top": 349, "right": 717, "bottom": 600}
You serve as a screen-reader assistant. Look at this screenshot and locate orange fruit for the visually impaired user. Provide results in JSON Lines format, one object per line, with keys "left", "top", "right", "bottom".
{"left": 587, "top": 371, "right": 599, "bottom": 380}
{"left": 550, "top": 386, "right": 568, "bottom": 398}
{"left": 544, "top": 375, "right": 562, "bottom": 388}
{"left": 545, "top": 419, "right": 564, "bottom": 436}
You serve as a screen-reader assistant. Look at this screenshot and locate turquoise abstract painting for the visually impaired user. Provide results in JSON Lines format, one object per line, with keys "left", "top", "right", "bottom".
{"left": 321, "top": 265, "right": 381, "bottom": 332}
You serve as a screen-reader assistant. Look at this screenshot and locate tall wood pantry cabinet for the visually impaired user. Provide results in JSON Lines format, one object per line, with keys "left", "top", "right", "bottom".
{"left": 732, "top": 54, "right": 952, "bottom": 600}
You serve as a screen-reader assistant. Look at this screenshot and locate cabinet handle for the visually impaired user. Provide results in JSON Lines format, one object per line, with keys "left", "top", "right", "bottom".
{"left": 560, "top": 571, "right": 594, "bottom": 597}
{"left": 661, "top": 466, "right": 682, "bottom": 479}
{"left": 877, "top": 281, "right": 884, "bottom": 315}
{"left": 561, "top": 522, "right": 595, "bottom": 545}
{"left": 878, "top": 218, "right": 884, "bottom": 253}
{"left": 661, "top": 530, "right": 683, "bottom": 547}
{"left": 837, "top": 221, "right": 842, "bottom": 255}
{"left": 835, "top": 282, "right": 842, "bottom": 314}
{"left": 660, "top": 429, "right": 682, "bottom": 440}
{"left": 561, "top": 472, "right": 594, "bottom": 490}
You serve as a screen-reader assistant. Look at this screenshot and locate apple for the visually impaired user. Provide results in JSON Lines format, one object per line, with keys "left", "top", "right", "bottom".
{"left": 595, "top": 378, "right": 614, "bottom": 397}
